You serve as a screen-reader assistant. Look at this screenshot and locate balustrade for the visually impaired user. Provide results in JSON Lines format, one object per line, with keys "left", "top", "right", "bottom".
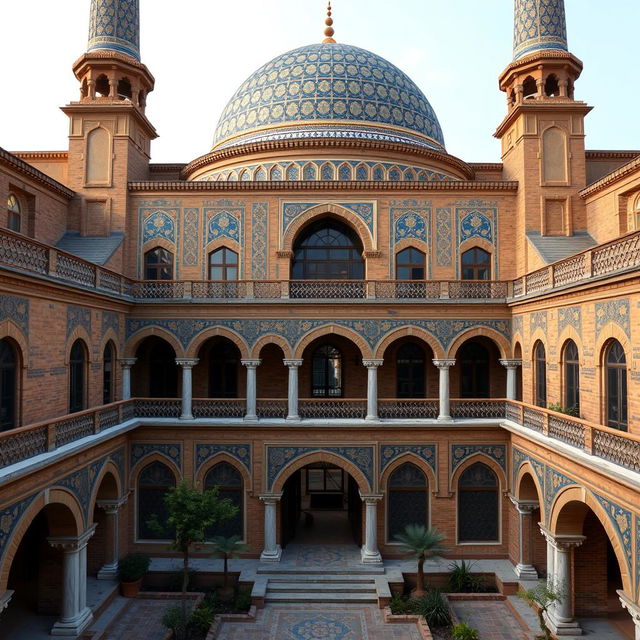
{"left": 256, "top": 399, "right": 288, "bottom": 419}
{"left": 447, "top": 281, "right": 508, "bottom": 299}
{"left": 450, "top": 400, "right": 507, "bottom": 419}
{"left": 552, "top": 253, "right": 586, "bottom": 287}
{"left": 192, "top": 399, "right": 244, "bottom": 419}
{"left": 548, "top": 414, "right": 585, "bottom": 448}
{"left": 290, "top": 280, "right": 367, "bottom": 299}
{"left": 525, "top": 267, "right": 550, "bottom": 293}
{"left": 378, "top": 399, "right": 438, "bottom": 419}
{"left": 55, "top": 254, "right": 96, "bottom": 288}
{"left": 523, "top": 406, "right": 545, "bottom": 432}
{"left": 374, "top": 281, "right": 440, "bottom": 299}
{"left": 134, "top": 399, "right": 181, "bottom": 418}
{"left": 298, "top": 399, "right": 367, "bottom": 419}
{"left": 55, "top": 413, "right": 95, "bottom": 447}
{"left": 131, "top": 281, "right": 184, "bottom": 298}
{"left": 593, "top": 428, "right": 640, "bottom": 472}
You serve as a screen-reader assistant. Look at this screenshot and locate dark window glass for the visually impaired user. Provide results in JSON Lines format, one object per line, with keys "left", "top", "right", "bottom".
{"left": 458, "top": 462, "right": 499, "bottom": 542}
{"left": 69, "top": 340, "right": 86, "bottom": 413}
{"left": 563, "top": 340, "right": 579, "bottom": 413}
{"left": 534, "top": 342, "right": 547, "bottom": 408}
{"left": 209, "top": 343, "right": 238, "bottom": 397}
{"left": 606, "top": 341, "right": 627, "bottom": 431}
{"left": 396, "top": 248, "right": 425, "bottom": 280}
{"left": 388, "top": 463, "right": 428, "bottom": 540}
{"left": 138, "top": 462, "right": 176, "bottom": 539}
{"left": 208, "top": 247, "right": 238, "bottom": 281}
{"left": 7, "top": 194, "right": 20, "bottom": 233}
{"left": 144, "top": 247, "right": 173, "bottom": 280}
{"left": 149, "top": 341, "right": 177, "bottom": 398}
{"left": 204, "top": 462, "right": 243, "bottom": 539}
{"left": 103, "top": 342, "right": 114, "bottom": 404}
{"left": 459, "top": 341, "right": 489, "bottom": 398}
{"left": 461, "top": 248, "right": 491, "bottom": 280}
{"left": 292, "top": 220, "right": 364, "bottom": 280}
{"left": 396, "top": 343, "right": 426, "bottom": 398}
{"left": 0, "top": 339, "right": 17, "bottom": 430}
{"left": 312, "top": 344, "right": 342, "bottom": 397}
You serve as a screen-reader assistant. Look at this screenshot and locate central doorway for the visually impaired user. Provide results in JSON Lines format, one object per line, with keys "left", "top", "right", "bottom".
{"left": 280, "top": 463, "right": 362, "bottom": 547}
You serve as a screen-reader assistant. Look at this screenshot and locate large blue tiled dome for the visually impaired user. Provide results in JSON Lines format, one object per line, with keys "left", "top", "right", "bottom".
{"left": 212, "top": 42, "right": 445, "bottom": 152}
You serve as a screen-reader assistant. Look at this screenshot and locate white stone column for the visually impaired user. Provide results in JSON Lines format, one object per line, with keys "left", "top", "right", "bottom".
{"left": 433, "top": 359, "right": 455, "bottom": 421}
{"left": 618, "top": 591, "right": 640, "bottom": 640}
{"left": 120, "top": 358, "right": 136, "bottom": 401}
{"left": 541, "top": 529, "right": 585, "bottom": 636}
{"left": 363, "top": 359, "right": 383, "bottom": 421}
{"left": 500, "top": 359, "right": 522, "bottom": 400}
{"left": 48, "top": 525, "right": 96, "bottom": 637}
{"left": 242, "top": 359, "right": 261, "bottom": 422}
{"left": 509, "top": 496, "right": 539, "bottom": 580}
{"left": 96, "top": 495, "right": 128, "bottom": 580}
{"left": 176, "top": 358, "right": 198, "bottom": 420}
{"left": 259, "top": 494, "right": 282, "bottom": 562}
{"left": 360, "top": 493, "right": 383, "bottom": 564}
{"left": 284, "top": 359, "right": 303, "bottom": 421}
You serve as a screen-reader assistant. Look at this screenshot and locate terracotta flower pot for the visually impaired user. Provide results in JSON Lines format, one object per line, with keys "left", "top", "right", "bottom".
{"left": 120, "top": 578, "right": 143, "bottom": 597}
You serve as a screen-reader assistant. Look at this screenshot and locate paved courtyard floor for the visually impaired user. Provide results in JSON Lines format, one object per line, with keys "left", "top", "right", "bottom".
{"left": 450, "top": 600, "right": 531, "bottom": 640}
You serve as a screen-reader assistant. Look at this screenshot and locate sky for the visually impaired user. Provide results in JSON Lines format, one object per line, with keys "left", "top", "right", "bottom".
{"left": 1, "top": 0, "right": 639, "bottom": 164}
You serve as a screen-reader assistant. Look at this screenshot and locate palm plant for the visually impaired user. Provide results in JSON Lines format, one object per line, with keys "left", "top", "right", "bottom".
{"left": 210, "top": 535, "right": 248, "bottom": 599}
{"left": 394, "top": 524, "right": 448, "bottom": 597}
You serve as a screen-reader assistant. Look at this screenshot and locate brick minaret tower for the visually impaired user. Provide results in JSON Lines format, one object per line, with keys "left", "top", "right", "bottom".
{"left": 62, "top": 0, "right": 157, "bottom": 257}
{"left": 495, "top": 0, "right": 592, "bottom": 274}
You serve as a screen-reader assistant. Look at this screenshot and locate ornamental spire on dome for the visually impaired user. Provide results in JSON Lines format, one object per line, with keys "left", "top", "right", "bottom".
{"left": 87, "top": 0, "right": 140, "bottom": 61}
{"left": 513, "top": 0, "right": 568, "bottom": 60}
{"left": 322, "top": 2, "right": 336, "bottom": 44}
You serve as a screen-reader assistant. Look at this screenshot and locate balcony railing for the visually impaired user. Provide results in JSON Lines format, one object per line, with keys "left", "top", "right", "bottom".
{"left": 1, "top": 398, "right": 639, "bottom": 478}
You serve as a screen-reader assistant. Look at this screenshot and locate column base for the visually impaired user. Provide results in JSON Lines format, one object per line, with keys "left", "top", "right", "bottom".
{"left": 51, "top": 607, "right": 93, "bottom": 637}
{"left": 260, "top": 545, "right": 282, "bottom": 562}
{"left": 361, "top": 547, "right": 382, "bottom": 564}
{"left": 546, "top": 612, "right": 582, "bottom": 636}
{"left": 244, "top": 415, "right": 258, "bottom": 423}
{"left": 97, "top": 563, "right": 119, "bottom": 580}
{"left": 365, "top": 415, "right": 379, "bottom": 422}
{"left": 514, "top": 563, "right": 539, "bottom": 580}
{"left": 437, "top": 415, "right": 451, "bottom": 421}
{"left": 179, "top": 414, "right": 193, "bottom": 421}
{"left": 286, "top": 415, "right": 300, "bottom": 421}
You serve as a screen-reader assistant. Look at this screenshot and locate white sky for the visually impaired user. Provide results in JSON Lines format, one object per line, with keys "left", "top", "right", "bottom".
{"left": 1, "top": 0, "right": 638, "bottom": 164}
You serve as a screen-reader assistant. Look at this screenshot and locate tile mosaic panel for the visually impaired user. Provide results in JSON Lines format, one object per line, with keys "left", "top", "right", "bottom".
{"left": 513, "top": 0, "right": 568, "bottom": 60}
{"left": 101, "top": 311, "right": 120, "bottom": 338}
{"left": 0, "top": 495, "right": 38, "bottom": 562}
{"left": 143, "top": 210, "right": 176, "bottom": 244}
{"left": 67, "top": 305, "right": 92, "bottom": 338}
{"left": 251, "top": 203, "right": 268, "bottom": 280}
{"left": 282, "top": 201, "right": 375, "bottom": 236}
{"left": 181, "top": 208, "right": 199, "bottom": 266}
{"left": 592, "top": 492, "right": 632, "bottom": 574}
{"left": 130, "top": 443, "right": 182, "bottom": 472}
{"left": 558, "top": 306, "right": 581, "bottom": 336}
{"left": 195, "top": 444, "right": 252, "bottom": 473}
{"left": 88, "top": 0, "right": 140, "bottom": 60}
{"left": 380, "top": 445, "right": 436, "bottom": 475}
{"left": 0, "top": 295, "right": 29, "bottom": 335}
{"left": 436, "top": 207, "right": 453, "bottom": 266}
{"left": 544, "top": 466, "right": 576, "bottom": 514}
{"left": 595, "top": 299, "right": 630, "bottom": 338}
{"left": 451, "top": 444, "right": 507, "bottom": 474}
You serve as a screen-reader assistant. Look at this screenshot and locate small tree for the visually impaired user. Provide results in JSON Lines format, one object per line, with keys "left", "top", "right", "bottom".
{"left": 517, "top": 580, "right": 563, "bottom": 640}
{"left": 394, "top": 524, "right": 448, "bottom": 597}
{"left": 210, "top": 535, "right": 248, "bottom": 599}
{"left": 148, "top": 480, "right": 237, "bottom": 627}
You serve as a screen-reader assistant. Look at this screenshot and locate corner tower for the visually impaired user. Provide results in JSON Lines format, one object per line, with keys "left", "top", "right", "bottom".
{"left": 62, "top": 0, "right": 157, "bottom": 250}
{"left": 495, "top": 0, "right": 592, "bottom": 274}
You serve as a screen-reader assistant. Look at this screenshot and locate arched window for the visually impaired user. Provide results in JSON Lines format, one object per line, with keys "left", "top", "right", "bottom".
{"left": 563, "top": 340, "right": 580, "bottom": 413}
{"left": 523, "top": 76, "right": 537, "bottom": 99}
{"left": 149, "top": 340, "right": 177, "bottom": 398}
{"left": 312, "top": 344, "right": 342, "bottom": 397}
{"left": 204, "top": 462, "right": 243, "bottom": 538}
{"left": 458, "top": 462, "right": 499, "bottom": 542}
{"left": 605, "top": 341, "right": 627, "bottom": 431}
{"left": 69, "top": 339, "right": 87, "bottom": 413}
{"left": 144, "top": 247, "right": 173, "bottom": 280}
{"left": 95, "top": 74, "right": 110, "bottom": 97}
{"left": 634, "top": 195, "right": 640, "bottom": 230}
{"left": 103, "top": 341, "right": 115, "bottom": 404}
{"left": 534, "top": 341, "right": 547, "bottom": 407}
{"left": 7, "top": 194, "right": 21, "bottom": 233}
{"left": 117, "top": 77, "right": 132, "bottom": 99}
{"left": 388, "top": 463, "right": 428, "bottom": 541}
{"left": 209, "top": 342, "right": 239, "bottom": 397}
{"left": 461, "top": 248, "right": 491, "bottom": 280}
{"left": 544, "top": 74, "right": 560, "bottom": 97}
{"left": 459, "top": 341, "right": 489, "bottom": 398}
{"left": 137, "top": 461, "right": 176, "bottom": 540}
{"left": 396, "top": 248, "right": 425, "bottom": 280}
{"left": 396, "top": 343, "right": 426, "bottom": 398}
{"left": 292, "top": 219, "right": 364, "bottom": 280}
{"left": 0, "top": 339, "right": 18, "bottom": 430}
{"left": 208, "top": 247, "right": 238, "bottom": 281}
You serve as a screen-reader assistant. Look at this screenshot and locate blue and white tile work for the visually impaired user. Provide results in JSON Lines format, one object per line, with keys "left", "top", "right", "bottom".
{"left": 0, "top": 295, "right": 29, "bottom": 335}
{"left": 595, "top": 298, "right": 630, "bottom": 338}
{"left": 130, "top": 443, "right": 182, "bottom": 472}
{"left": 251, "top": 203, "right": 268, "bottom": 280}
{"left": 451, "top": 444, "right": 507, "bottom": 475}
{"left": 455, "top": 204, "right": 499, "bottom": 277}
{"left": 380, "top": 445, "right": 436, "bottom": 476}
{"left": 390, "top": 201, "right": 432, "bottom": 277}
{"left": 282, "top": 201, "right": 375, "bottom": 236}
{"left": 212, "top": 43, "right": 445, "bottom": 152}
{"left": 181, "top": 208, "right": 200, "bottom": 267}
{"left": 592, "top": 492, "right": 633, "bottom": 575}
{"left": 558, "top": 306, "right": 581, "bottom": 336}
{"left": 513, "top": 0, "right": 567, "bottom": 60}
{"left": 195, "top": 444, "right": 251, "bottom": 474}
{"left": 142, "top": 209, "right": 177, "bottom": 244}
{"left": 436, "top": 207, "right": 453, "bottom": 266}
{"left": 87, "top": 0, "right": 140, "bottom": 61}
{"left": 67, "top": 305, "right": 92, "bottom": 338}
{"left": 206, "top": 210, "right": 240, "bottom": 244}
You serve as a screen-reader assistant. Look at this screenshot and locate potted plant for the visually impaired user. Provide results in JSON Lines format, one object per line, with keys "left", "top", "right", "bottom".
{"left": 118, "top": 552, "right": 151, "bottom": 597}
{"left": 210, "top": 535, "right": 248, "bottom": 601}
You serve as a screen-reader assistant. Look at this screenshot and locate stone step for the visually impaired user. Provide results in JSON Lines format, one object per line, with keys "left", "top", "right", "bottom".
{"left": 267, "top": 582, "right": 376, "bottom": 593}
{"left": 267, "top": 576, "right": 376, "bottom": 584}
{"left": 257, "top": 566, "right": 384, "bottom": 575}
{"left": 264, "top": 591, "right": 378, "bottom": 603}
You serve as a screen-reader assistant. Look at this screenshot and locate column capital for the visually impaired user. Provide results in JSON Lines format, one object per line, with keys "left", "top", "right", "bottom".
{"left": 509, "top": 495, "right": 539, "bottom": 514}
{"left": 241, "top": 358, "right": 262, "bottom": 368}
{"left": 259, "top": 493, "right": 282, "bottom": 505}
{"left": 359, "top": 492, "right": 384, "bottom": 503}
{"left": 618, "top": 590, "right": 640, "bottom": 625}
{"left": 175, "top": 358, "right": 199, "bottom": 368}
{"left": 97, "top": 493, "right": 129, "bottom": 514}
{"left": 433, "top": 359, "right": 455, "bottom": 369}
{"left": 362, "top": 359, "right": 384, "bottom": 368}
{"left": 283, "top": 359, "right": 303, "bottom": 368}
{"left": 500, "top": 359, "right": 522, "bottom": 369}
{"left": 539, "top": 526, "right": 585, "bottom": 550}
{"left": 119, "top": 357, "right": 137, "bottom": 368}
{"left": 48, "top": 524, "right": 97, "bottom": 552}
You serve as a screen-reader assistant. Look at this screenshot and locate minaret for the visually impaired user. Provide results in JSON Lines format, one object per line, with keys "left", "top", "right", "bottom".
{"left": 62, "top": 0, "right": 157, "bottom": 258}
{"left": 495, "top": 0, "right": 591, "bottom": 274}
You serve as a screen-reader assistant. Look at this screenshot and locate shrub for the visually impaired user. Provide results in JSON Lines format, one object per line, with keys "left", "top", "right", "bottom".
{"left": 162, "top": 605, "right": 187, "bottom": 639}
{"left": 415, "top": 589, "right": 451, "bottom": 627}
{"left": 389, "top": 592, "right": 415, "bottom": 615}
{"left": 234, "top": 590, "right": 252, "bottom": 612}
{"left": 452, "top": 622, "right": 480, "bottom": 640}
{"left": 547, "top": 402, "right": 579, "bottom": 417}
{"left": 447, "top": 560, "right": 485, "bottom": 593}
{"left": 188, "top": 604, "right": 215, "bottom": 636}
{"left": 118, "top": 553, "right": 151, "bottom": 583}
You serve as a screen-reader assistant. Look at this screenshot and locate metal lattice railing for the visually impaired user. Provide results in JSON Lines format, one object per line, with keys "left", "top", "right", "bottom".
{"left": 378, "top": 399, "right": 439, "bottom": 419}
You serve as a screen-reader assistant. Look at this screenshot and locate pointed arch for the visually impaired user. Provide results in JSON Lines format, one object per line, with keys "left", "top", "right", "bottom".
{"left": 514, "top": 463, "right": 545, "bottom": 521}
{"left": 195, "top": 452, "right": 251, "bottom": 489}
{"left": 88, "top": 460, "right": 123, "bottom": 515}
{"left": 185, "top": 326, "right": 250, "bottom": 359}
{"left": 65, "top": 327, "right": 93, "bottom": 363}
{"left": 450, "top": 452, "right": 507, "bottom": 492}
{"left": 130, "top": 451, "right": 181, "bottom": 489}
{"left": 293, "top": 324, "right": 372, "bottom": 360}
{"left": 0, "top": 320, "right": 29, "bottom": 369}
{"left": 380, "top": 452, "right": 437, "bottom": 491}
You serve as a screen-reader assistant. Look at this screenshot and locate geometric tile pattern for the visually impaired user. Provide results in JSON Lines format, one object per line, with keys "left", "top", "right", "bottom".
{"left": 591, "top": 492, "right": 632, "bottom": 574}
{"left": 530, "top": 311, "right": 548, "bottom": 334}
{"left": 379, "top": 445, "right": 436, "bottom": 475}
{"left": 102, "top": 310, "right": 120, "bottom": 338}
{"left": 557, "top": 306, "right": 581, "bottom": 336}
{"left": 451, "top": 444, "right": 507, "bottom": 475}
{"left": 213, "top": 42, "right": 445, "bottom": 152}
{"left": 394, "top": 211, "right": 428, "bottom": 244}
{"left": 182, "top": 208, "right": 200, "bottom": 266}
{"left": 544, "top": 465, "right": 576, "bottom": 515}
{"left": 88, "top": 0, "right": 140, "bottom": 61}
{"left": 251, "top": 203, "right": 268, "bottom": 279}
{"left": 511, "top": 447, "right": 545, "bottom": 504}
{"left": 595, "top": 298, "right": 630, "bottom": 338}
{"left": 436, "top": 207, "right": 453, "bottom": 266}
{"left": 67, "top": 305, "right": 92, "bottom": 338}
{"left": 455, "top": 205, "right": 498, "bottom": 278}
{"left": 513, "top": 0, "right": 567, "bottom": 60}
{"left": 0, "top": 294, "right": 29, "bottom": 335}
{"left": 130, "top": 442, "right": 182, "bottom": 472}
{"left": 143, "top": 210, "right": 176, "bottom": 244}
{"left": 194, "top": 443, "right": 252, "bottom": 474}
{"left": 282, "top": 202, "right": 375, "bottom": 236}
{"left": 207, "top": 210, "right": 240, "bottom": 244}
{"left": 0, "top": 494, "right": 38, "bottom": 563}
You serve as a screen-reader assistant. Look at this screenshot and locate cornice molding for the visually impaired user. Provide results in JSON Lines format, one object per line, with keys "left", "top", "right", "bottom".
{"left": 14, "top": 151, "right": 68, "bottom": 161}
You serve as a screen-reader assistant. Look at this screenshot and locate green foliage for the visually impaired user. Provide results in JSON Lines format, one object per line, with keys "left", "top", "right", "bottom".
{"left": 394, "top": 524, "right": 448, "bottom": 560}
{"left": 447, "top": 560, "right": 486, "bottom": 593}
{"left": 414, "top": 589, "right": 451, "bottom": 627}
{"left": 547, "top": 402, "right": 579, "bottom": 417}
{"left": 389, "top": 593, "right": 416, "bottom": 615}
{"left": 517, "top": 580, "right": 564, "bottom": 640}
{"left": 188, "top": 604, "right": 215, "bottom": 636}
{"left": 117, "top": 552, "right": 150, "bottom": 583}
{"left": 452, "top": 622, "right": 480, "bottom": 640}
{"left": 162, "top": 605, "right": 187, "bottom": 639}
{"left": 210, "top": 535, "right": 248, "bottom": 560}
{"left": 234, "top": 590, "right": 252, "bottom": 612}
{"left": 161, "top": 602, "right": 216, "bottom": 640}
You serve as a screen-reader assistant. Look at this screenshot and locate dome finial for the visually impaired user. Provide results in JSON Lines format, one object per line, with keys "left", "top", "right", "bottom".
{"left": 322, "top": 1, "right": 336, "bottom": 44}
